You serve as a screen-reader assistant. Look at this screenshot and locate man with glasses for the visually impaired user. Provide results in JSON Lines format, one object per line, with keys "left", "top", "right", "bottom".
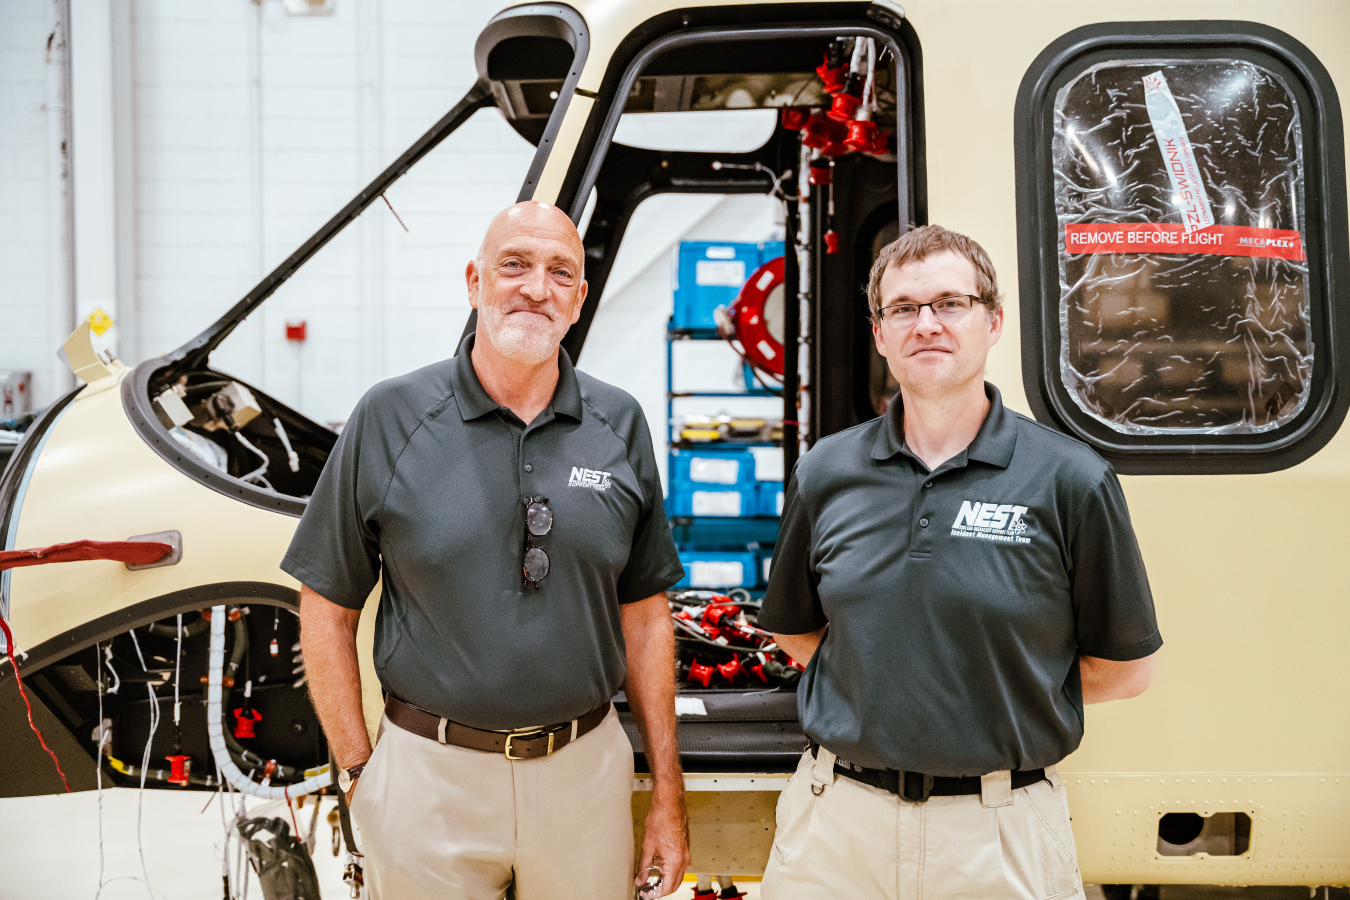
{"left": 758, "top": 224, "right": 1161, "bottom": 899}
{"left": 284, "top": 202, "right": 690, "bottom": 899}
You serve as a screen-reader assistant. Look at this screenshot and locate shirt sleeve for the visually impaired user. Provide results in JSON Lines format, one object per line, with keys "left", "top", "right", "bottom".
{"left": 279, "top": 396, "right": 387, "bottom": 609}
{"left": 757, "top": 468, "right": 827, "bottom": 634}
{"left": 615, "top": 410, "right": 685, "bottom": 604}
{"left": 1070, "top": 468, "right": 1162, "bottom": 660}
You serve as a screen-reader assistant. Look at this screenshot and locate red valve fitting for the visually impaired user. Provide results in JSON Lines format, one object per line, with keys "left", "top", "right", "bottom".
{"left": 166, "top": 754, "right": 191, "bottom": 786}
{"left": 827, "top": 91, "right": 863, "bottom": 123}
{"left": 824, "top": 230, "right": 840, "bottom": 254}
{"left": 233, "top": 707, "right": 262, "bottom": 739}
{"left": 717, "top": 657, "right": 746, "bottom": 683}
{"left": 844, "top": 119, "right": 879, "bottom": 153}
{"left": 817, "top": 64, "right": 848, "bottom": 94}
{"left": 808, "top": 159, "right": 832, "bottom": 186}
{"left": 693, "top": 891, "right": 719, "bottom": 900}
{"left": 202, "top": 675, "right": 236, "bottom": 687}
{"left": 687, "top": 661, "right": 715, "bottom": 688}
{"left": 781, "top": 107, "right": 810, "bottom": 131}
{"left": 821, "top": 140, "right": 849, "bottom": 159}
{"left": 869, "top": 130, "right": 892, "bottom": 155}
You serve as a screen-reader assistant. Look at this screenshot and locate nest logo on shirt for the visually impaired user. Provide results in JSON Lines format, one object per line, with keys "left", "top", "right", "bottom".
{"left": 568, "top": 466, "right": 613, "bottom": 491}
{"left": 951, "top": 500, "right": 1031, "bottom": 545}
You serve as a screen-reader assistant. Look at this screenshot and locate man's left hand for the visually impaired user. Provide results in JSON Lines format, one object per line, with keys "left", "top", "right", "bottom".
{"left": 636, "top": 790, "right": 689, "bottom": 897}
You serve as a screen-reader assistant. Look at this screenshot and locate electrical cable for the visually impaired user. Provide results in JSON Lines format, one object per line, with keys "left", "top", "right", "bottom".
{"left": 95, "top": 642, "right": 109, "bottom": 900}
{"left": 0, "top": 614, "right": 71, "bottom": 792}
{"left": 235, "top": 431, "right": 270, "bottom": 484}
{"left": 273, "top": 418, "right": 300, "bottom": 473}
{"left": 137, "top": 678, "right": 161, "bottom": 900}
{"left": 174, "top": 614, "right": 183, "bottom": 727}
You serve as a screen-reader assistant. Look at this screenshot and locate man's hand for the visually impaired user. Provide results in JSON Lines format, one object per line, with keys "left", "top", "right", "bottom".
{"left": 621, "top": 593, "right": 690, "bottom": 896}
{"left": 638, "top": 789, "right": 689, "bottom": 897}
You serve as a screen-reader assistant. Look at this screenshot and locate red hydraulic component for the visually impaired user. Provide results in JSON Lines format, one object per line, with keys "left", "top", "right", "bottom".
{"left": 687, "top": 661, "right": 715, "bottom": 688}
{"left": 870, "top": 130, "right": 892, "bottom": 155}
{"left": 748, "top": 653, "right": 769, "bottom": 683}
{"left": 233, "top": 707, "right": 263, "bottom": 739}
{"left": 828, "top": 90, "right": 863, "bottom": 123}
{"left": 824, "top": 231, "right": 840, "bottom": 254}
{"left": 718, "top": 887, "right": 747, "bottom": 899}
{"left": 780, "top": 107, "right": 810, "bottom": 131}
{"left": 262, "top": 759, "right": 279, "bottom": 783}
{"left": 844, "top": 118, "right": 879, "bottom": 153}
{"left": 800, "top": 113, "right": 846, "bottom": 150}
{"left": 716, "top": 657, "right": 746, "bottom": 684}
{"left": 724, "top": 256, "right": 786, "bottom": 378}
{"left": 693, "top": 891, "right": 718, "bottom": 900}
{"left": 285, "top": 320, "right": 307, "bottom": 342}
{"left": 807, "top": 159, "right": 832, "bottom": 186}
{"left": 820, "top": 139, "right": 849, "bottom": 158}
{"left": 816, "top": 55, "right": 848, "bottom": 93}
{"left": 166, "top": 755, "right": 191, "bottom": 786}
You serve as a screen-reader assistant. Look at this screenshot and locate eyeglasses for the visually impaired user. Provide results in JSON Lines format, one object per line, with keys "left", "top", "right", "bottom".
{"left": 873, "top": 294, "right": 981, "bottom": 325}
{"left": 521, "top": 496, "right": 552, "bottom": 589}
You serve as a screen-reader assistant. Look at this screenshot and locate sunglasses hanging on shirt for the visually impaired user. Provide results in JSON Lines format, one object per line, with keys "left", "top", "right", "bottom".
{"left": 521, "top": 496, "right": 552, "bottom": 589}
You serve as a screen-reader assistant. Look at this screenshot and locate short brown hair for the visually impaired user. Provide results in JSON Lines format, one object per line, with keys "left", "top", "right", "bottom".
{"left": 866, "top": 225, "right": 1002, "bottom": 319}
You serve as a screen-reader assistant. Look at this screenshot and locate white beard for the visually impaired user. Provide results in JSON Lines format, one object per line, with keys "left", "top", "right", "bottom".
{"left": 478, "top": 304, "right": 569, "bottom": 364}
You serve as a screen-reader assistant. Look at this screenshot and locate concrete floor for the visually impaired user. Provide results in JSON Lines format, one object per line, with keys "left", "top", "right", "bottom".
{"left": 1, "top": 790, "right": 1343, "bottom": 899}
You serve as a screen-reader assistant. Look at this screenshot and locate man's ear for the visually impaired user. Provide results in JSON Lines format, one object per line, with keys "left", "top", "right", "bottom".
{"left": 987, "top": 305, "right": 1004, "bottom": 347}
{"left": 569, "top": 280, "right": 589, "bottom": 325}
{"left": 466, "top": 259, "right": 481, "bottom": 309}
{"left": 872, "top": 319, "right": 888, "bottom": 359}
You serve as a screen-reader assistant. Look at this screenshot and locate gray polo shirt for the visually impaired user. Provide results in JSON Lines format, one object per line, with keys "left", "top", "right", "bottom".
{"left": 758, "top": 384, "right": 1160, "bottom": 776}
{"left": 281, "top": 335, "right": 684, "bottom": 730}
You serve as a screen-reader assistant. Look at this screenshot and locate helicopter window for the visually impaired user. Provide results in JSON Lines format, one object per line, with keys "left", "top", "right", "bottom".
{"left": 1015, "top": 24, "right": 1350, "bottom": 473}
{"left": 614, "top": 109, "right": 780, "bottom": 154}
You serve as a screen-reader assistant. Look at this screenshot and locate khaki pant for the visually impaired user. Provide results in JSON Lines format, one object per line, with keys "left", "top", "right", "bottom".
{"left": 350, "top": 707, "right": 635, "bottom": 900}
{"left": 762, "top": 748, "right": 1086, "bottom": 900}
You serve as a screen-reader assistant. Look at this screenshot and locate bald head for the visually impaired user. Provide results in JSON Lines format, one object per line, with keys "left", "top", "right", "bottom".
{"left": 467, "top": 201, "right": 589, "bottom": 366}
{"left": 477, "top": 202, "right": 584, "bottom": 278}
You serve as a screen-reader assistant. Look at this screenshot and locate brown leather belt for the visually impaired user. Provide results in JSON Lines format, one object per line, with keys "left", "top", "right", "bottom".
{"left": 384, "top": 695, "right": 611, "bottom": 760}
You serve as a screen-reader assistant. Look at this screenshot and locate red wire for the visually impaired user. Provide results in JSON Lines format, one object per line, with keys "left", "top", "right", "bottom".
{"left": 284, "top": 785, "right": 304, "bottom": 844}
{"left": 0, "top": 614, "right": 72, "bottom": 792}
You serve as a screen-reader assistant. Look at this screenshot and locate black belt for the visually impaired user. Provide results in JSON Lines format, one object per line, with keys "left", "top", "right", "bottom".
{"left": 811, "top": 743, "right": 1046, "bottom": 803}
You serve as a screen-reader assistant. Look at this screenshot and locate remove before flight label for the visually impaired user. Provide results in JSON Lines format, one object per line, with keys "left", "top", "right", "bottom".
{"left": 1064, "top": 222, "right": 1305, "bottom": 261}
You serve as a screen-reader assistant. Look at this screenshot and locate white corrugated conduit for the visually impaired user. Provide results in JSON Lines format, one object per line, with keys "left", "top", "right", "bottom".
{"left": 207, "top": 604, "right": 331, "bottom": 799}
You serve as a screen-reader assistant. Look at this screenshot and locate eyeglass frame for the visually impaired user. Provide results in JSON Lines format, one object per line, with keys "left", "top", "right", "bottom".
{"left": 521, "top": 496, "right": 552, "bottom": 589}
{"left": 871, "top": 293, "right": 986, "bottom": 325}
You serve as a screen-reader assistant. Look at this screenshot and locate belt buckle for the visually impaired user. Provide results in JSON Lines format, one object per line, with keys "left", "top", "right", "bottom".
{"left": 902, "top": 771, "right": 934, "bottom": 802}
{"left": 504, "top": 729, "right": 554, "bottom": 760}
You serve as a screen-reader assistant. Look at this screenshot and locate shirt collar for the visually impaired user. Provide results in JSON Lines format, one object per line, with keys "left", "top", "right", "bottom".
{"left": 870, "top": 382, "right": 1017, "bottom": 469}
{"left": 449, "top": 332, "right": 584, "bottom": 423}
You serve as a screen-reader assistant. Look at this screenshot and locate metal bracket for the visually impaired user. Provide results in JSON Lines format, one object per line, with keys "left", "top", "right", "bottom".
{"left": 125, "top": 530, "right": 183, "bottom": 570}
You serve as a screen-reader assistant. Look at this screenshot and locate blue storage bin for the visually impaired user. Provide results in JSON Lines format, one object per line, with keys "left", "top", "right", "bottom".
{"left": 670, "top": 446, "right": 755, "bottom": 487}
{"left": 670, "top": 482, "right": 758, "bottom": 518}
{"left": 676, "top": 551, "right": 760, "bottom": 589}
{"left": 673, "top": 242, "right": 760, "bottom": 331}
{"left": 759, "top": 240, "right": 785, "bottom": 264}
{"left": 756, "top": 481, "right": 785, "bottom": 517}
{"left": 759, "top": 550, "right": 774, "bottom": 586}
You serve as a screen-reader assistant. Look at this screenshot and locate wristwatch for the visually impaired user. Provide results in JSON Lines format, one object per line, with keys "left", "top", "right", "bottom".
{"left": 337, "top": 762, "right": 367, "bottom": 793}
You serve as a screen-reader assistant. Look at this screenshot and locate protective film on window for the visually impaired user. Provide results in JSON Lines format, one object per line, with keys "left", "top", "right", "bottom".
{"left": 1054, "top": 59, "right": 1310, "bottom": 435}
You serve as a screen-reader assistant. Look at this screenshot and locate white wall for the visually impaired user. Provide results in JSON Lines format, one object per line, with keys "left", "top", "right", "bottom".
{"left": 0, "top": 0, "right": 73, "bottom": 410}
{"left": 131, "top": 0, "right": 536, "bottom": 427}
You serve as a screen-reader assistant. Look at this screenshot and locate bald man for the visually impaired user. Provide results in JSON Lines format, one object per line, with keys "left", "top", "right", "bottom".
{"left": 288, "top": 203, "right": 691, "bottom": 899}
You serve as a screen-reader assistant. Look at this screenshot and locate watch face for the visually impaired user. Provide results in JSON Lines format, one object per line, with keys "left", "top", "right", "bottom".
{"left": 339, "top": 769, "right": 352, "bottom": 791}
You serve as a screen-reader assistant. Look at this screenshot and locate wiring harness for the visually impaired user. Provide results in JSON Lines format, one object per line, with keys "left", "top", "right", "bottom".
{"left": 669, "top": 591, "right": 804, "bottom": 689}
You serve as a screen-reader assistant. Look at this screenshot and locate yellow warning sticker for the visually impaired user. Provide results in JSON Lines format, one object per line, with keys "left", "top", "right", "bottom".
{"left": 88, "top": 307, "right": 115, "bottom": 336}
